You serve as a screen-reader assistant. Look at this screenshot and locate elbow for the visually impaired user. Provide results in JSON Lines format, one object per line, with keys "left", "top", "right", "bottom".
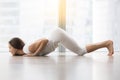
{"left": 42, "top": 39, "right": 48, "bottom": 44}
{"left": 45, "top": 39, "right": 48, "bottom": 43}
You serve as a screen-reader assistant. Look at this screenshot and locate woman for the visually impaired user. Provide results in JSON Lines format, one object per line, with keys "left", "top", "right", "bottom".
{"left": 8, "top": 28, "right": 114, "bottom": 57}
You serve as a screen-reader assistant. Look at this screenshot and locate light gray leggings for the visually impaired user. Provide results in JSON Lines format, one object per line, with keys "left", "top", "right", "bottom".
{"left": 49, "top": 28, "right": 87, "bottom": 56}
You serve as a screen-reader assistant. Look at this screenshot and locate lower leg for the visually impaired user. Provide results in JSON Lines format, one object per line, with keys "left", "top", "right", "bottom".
{"left": 86, "top": 40, "right": 114, "bottom": 56}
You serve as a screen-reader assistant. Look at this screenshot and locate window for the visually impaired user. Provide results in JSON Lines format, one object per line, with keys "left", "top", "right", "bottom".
{"left": 0, "top": 0, "right": 20, "bottom": 51}
{"left": 0, "top": 0, "right": 119, "bottom": 52}
{"left": 66, "top": 0, "right": 92, "bottom": 47}
{"left": 0, "top": 0, "right": 58, "bottom": 52}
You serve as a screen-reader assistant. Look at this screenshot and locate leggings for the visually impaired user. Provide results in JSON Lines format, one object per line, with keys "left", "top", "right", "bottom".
{"left": 49, "top": 28, "right": 87, "bottom": 56}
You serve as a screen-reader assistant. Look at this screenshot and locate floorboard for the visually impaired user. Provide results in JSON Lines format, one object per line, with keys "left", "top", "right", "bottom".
{"left": 0, "top": 52, "right": 120, "bottom": 80}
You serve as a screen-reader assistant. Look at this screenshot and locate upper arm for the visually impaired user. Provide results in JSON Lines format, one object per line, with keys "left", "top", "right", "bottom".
{"left": 28, "top": 38, "right": 48, "bottom": 53}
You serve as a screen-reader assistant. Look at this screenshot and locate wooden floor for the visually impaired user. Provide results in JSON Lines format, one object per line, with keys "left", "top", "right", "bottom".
{"left": 0, "top": 52, "right": 120, "bottom": 80}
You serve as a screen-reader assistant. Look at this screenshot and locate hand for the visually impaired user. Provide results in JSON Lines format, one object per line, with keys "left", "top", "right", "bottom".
{"left": 23, "top": 54, "right": 35, "bottom": 57}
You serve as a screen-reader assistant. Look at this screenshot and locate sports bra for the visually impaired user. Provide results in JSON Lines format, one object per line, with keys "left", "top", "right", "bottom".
{"left": 23, "top": 43, "right": 30, "bottom": 54}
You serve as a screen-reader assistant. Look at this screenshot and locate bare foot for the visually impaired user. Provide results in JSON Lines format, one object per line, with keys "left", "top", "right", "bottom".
{"left": 106, "top": 40, "right": 114, "bottom": 56}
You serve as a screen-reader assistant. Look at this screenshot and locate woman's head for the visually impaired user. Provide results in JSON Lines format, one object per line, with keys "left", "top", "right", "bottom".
{"left": 8, "top": 37, "right": 25, "bottom": 56}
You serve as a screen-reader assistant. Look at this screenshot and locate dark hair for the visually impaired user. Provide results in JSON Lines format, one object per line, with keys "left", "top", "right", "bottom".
{"left": 9, "top": 37, "right": 25, "bottom": 50}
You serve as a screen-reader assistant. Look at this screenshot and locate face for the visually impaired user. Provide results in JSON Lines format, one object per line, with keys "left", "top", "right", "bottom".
{"left": 8, "top": 44, "right": 17, "bottom": 55}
